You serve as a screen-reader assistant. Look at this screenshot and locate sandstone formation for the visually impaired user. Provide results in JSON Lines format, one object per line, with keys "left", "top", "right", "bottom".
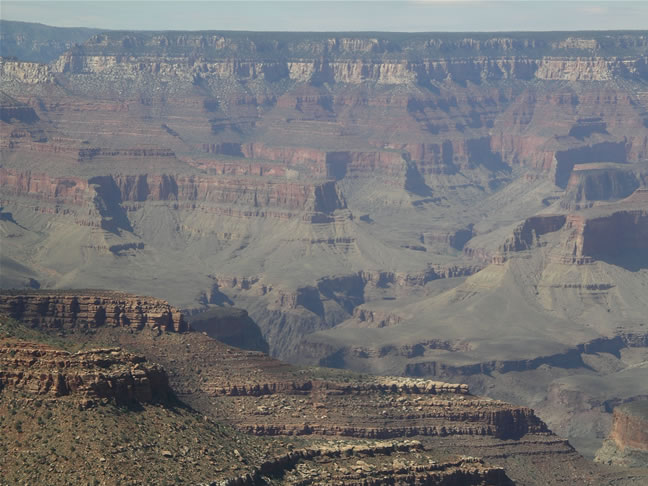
{"left": 595, "top": 401, "right": 648, "bottom": 467}
{"left": 0, "top": 290, "right": 188, "bottom": 332}
{"left": 220, "top": 444, "right": 510, "bottom": 486}
{"left": 0, "top": 339, "right": 169, "bottom": 405}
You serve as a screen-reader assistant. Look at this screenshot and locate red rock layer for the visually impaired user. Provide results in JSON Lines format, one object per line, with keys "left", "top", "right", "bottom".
{"left": 610, "top": 403, "right": 648, "bottom": 451}
{"left": 0, "top": 291, "right": 188, "bottom": 332}
{"left": 0, "top": 340, "right": 169, "bottom": 405}
{"left": 0, "top": 168, "right": 90, "bottom": 205}
{"left": 0, "top": 168, "right": 346, "bottom": 216}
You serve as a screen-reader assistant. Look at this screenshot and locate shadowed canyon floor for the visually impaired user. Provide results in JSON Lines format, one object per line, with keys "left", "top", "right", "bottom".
{"left": 1, "top": 23, "right": 648, "bottom": 463}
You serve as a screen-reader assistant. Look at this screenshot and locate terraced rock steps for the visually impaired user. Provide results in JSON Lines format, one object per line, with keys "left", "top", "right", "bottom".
{"left": 0, "top": 290, "right": 187, "bottom": 332}
{"left": 2, "top": 298, "right": 644, "bottom": 485}
{"left": 0, "top": 340, "right": 169, "bottom": 406}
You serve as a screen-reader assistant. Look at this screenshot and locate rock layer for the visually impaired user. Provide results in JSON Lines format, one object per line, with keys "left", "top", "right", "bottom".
{"left": 595, "top": 401, "right": 648, "bottom": 467}
{"left": 0, "top": 340, "right": 169, "bottom": 405}
{"left": 0, "top": 290, "right": 188, "bottom": 332}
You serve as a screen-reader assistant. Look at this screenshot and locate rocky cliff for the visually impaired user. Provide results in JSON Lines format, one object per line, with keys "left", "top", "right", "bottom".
{"left": 595, "top": 401, "right": 648, "bottom": 467}
{"left": 0, "top": 290, "right": 188, "bottom": 332}
{"left": 0, "top": 340, "right": 169, "bottom": 405}
{"left": 0, "top": 168, "right": 346, "bottom": 222}
{"left": 561, "top": 163, "right": 647, "bottom": 210}
{"left": 562, "top": 203, "right": 648, "bottom": 262}
{"left": 5, "top": 29, "right": 643, "bottom": 83}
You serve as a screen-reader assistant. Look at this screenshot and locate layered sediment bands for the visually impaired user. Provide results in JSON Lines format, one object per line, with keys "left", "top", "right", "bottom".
{"left": 77, "top": 147, "right": 176, "bottom": 162}
{"left": 205, "top": 142, "right": 407, "bottom": 180}
{"left": 0, "top": 168, "right": 91, "bottom": 205}
{"left": 491, "top": 86, "right": 648, "bottom": 177}
{"left": 0, "top": 59, "right": 55, "bottom": 83}
{"left": 349, "top": 307, "right": 403, "bottom": 328}
{"left": 105, "top": 327, "right": 549, "bottom": 444}
{"left": 210, "top": 264, "right": 482, "bottom": 334}
{"left": 230, "top": 381, "right": 547, "bottom": 440}
{"left": 0, "top": 340, "right": 169, "bottom": 405}
{"left": 222, "top": 443, "right": 509, "bottom": 486}
{"left": 212, "top": 265, "right": 481, "bottom": 308}
{"left": 18, "top": 50, "right": 646, "bottom": 85}
{"left": 0, "top": 168, "right": 345, "bottom": 217}
{"left": 0, "top": 290, "right": 188, "bottom": 332}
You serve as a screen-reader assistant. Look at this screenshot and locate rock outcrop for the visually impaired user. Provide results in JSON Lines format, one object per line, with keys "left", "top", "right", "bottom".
{"left": 562, "top": 204, "right": 648, "bottom": 262}
{"left": 221, "top": 443, "right": 510, "bottom": 486}
{"left": 499, "top": 214, "right": 567, "bottom": 252}
{"left": 0, "top": 340, "right": 169, "bottom": 405}
{"left": 0, "top": 290, "right": 188, "bottom": 332}
{"left": 561, "top": 163, "right": 646, "bottom": 210}
{"left": 595, "top": 401, "right": 648, "bottom": 467}
{"left": 106, "top": 326, "right": 548, "bottom": 443}
{"left": 0, "top": 168, "right": 346, "bottom": 222}
{"left": 2, "top": 23, "right": 648, "bottom": 468}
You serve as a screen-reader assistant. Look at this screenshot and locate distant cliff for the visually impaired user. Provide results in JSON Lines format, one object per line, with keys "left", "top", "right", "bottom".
{"left": 0, "top": 290, "right": 188, "bottom": 332}
{"left": 596, "top": 401, "right": 648, "bottom": 467}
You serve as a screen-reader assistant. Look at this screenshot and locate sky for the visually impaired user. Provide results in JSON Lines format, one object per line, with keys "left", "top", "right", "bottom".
{"left": 1, "top": 1, "right": 647, "bottom": 32}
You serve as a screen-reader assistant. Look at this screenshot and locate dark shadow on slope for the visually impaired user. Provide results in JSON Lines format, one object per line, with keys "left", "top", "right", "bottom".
{"left": 188, "top": 306, "right": 270, "bottom": 354}
{"left": 89, "top": 176, "right": 134, "bottom": 234}
{"left": 597, "top": 249, "right": 648, "bottom": 272}
{"left": 209, "top": 287, "right": 235, "bottom": 306}
{"left": 404, "top": 160, "right": 434, "bottom": 197}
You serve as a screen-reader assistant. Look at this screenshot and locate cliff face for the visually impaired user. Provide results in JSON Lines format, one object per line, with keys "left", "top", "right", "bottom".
{"left": 562, "top": 163, "right": 645, "bottom": 209}
{"left": 0, "top": 169, "right": 91, "bottom": 205}
{"left": 0, "top": 340, "right": 169, "bottom": 405}
{"left": 11, "top": 30, "right": 643, "bottom": 83}
{"left": 595, "top": 401, "right": 648, "bottom": 467}
{"left": 0, "top": 169, "right": 346, "bottom": 218}
{"left": 610, "top": 402, "right": 648, "bottom": 452}
{"left": 563, "top": 206, "right": 648, "bottom": 261}
{"left": 45, "top": 52, "right": 648, "bottom": 84}
{"left": 0, "top": 290, "right": 188, "bottom": 332}
{"left": 500, "top": 215, "right": 567, "bottom": 252}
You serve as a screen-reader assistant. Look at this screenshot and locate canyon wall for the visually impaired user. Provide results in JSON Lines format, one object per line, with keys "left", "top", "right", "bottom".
{"left": 610, "top": 402, "right": 648, "bottom": 452}
{"left": 0, "top": 290, "right": 188, "bottom": 332}
{"left": 0, "top": 340, "right": 169, "bottom": 405}
{"left": 595, "top": 401, "right": 648, "bottom": 467}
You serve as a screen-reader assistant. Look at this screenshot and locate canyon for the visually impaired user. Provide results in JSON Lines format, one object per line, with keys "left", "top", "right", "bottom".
{"left": 2, "top": 293, "right": 645, "bottom": 485}
{"left": 1, "top": 22, "right": 648, "bottom": 471}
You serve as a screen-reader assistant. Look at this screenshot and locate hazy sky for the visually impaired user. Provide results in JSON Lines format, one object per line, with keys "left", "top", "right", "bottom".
{"left": 2, "top": 1, "right": 647, "bottom": 32}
